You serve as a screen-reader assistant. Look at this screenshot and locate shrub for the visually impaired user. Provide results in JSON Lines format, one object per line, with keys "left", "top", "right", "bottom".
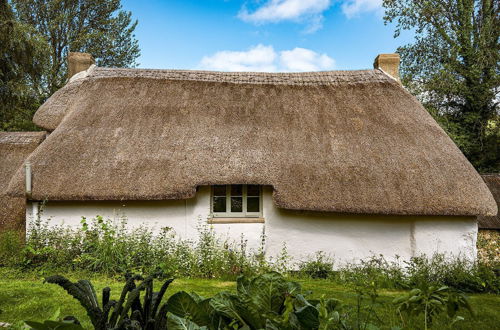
{"left": 404, "top": 255, "right": 500, "bottom": 294}
{"left": 297, "top": 251, "right": 334, "bottom": 279}
{"left": 0, "top": 230, "right": 24, "bottom": 266}
{"left": 20, "top": 216, "right": 273, "bottom": 279}
{"left": 393, "top": 284, "right": 473, "bottom": 330}
{"left": 336, "top": 254, "right": 500, "bottom": 294}
{"left": 3, "top": 215, "right": 499, "bottom": 293}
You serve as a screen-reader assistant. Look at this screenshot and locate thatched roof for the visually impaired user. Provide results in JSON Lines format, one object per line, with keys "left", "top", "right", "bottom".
{"left": 478, "top": 174, "right": 500, "bottom": 229}
{"left": 7, "top": 66, "right": 497, "bottom": 216}
{"left": 0, "top": 132, "right": 45, "bottom": 230}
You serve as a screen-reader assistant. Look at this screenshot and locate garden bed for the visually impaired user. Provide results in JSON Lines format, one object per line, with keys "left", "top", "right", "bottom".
{"left": 0, "top": 269, "right": 499, "bottom": 329}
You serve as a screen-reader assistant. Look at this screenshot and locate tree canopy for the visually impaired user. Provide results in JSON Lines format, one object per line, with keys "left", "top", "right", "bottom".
{"left": 384, "top": 0, "right": 499, "bottom": 172}
{"left": 0, "top": 0, "right": 140, "bottom": 130}
{"left": 0, "top": 0, "right": 47, "bottom": 130}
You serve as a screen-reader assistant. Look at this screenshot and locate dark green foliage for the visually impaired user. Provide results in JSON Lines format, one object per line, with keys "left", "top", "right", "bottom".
{"left": 297, "top": 252, "right": 334, "bottom": 279}
{"left": 207, "top": 272, "right": 319, "bottom": 329}
{"left": 0, "top": 230, "right": 24, "bottom": 266}
{"left": 35, "top": 272, "right": 476, "bottom": 329}
{"left": 1, "top": 0, "right": 140, "bottom": 132}
{"left": 44, "top": 273, "right": 173, "bottom": 330}
{"left": 11, "top": 0, "right": 140, "bottom": 95}
{"left": 383, "top": 0, "right": 500, "bottom": 171}
{"left": 39, "top": 272, "right": 379, "bottom": 329}
{"left": 0, "top": 0, "right": 47, "bottom": 131}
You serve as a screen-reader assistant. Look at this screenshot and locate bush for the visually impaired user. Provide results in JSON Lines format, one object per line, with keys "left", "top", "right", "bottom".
{"left": 18, "top": 215, "right": 277, "bottom": 279}
{"left": 297, "top": 251, "right": 334, "bottom": 279}
{"left": 0, "top": 230, "right": 24, "bottom": 266}
{"left": 338, "top": 255, "right": 406, "bottom": 289}
{"left": 403, "top": 255, "right": 499, "bottom": 293}
{"left": 393, "top": 284, "right": 473, "bottom": 330}
{"left": 2, "top": 215, "right": 499, "bottom": 293}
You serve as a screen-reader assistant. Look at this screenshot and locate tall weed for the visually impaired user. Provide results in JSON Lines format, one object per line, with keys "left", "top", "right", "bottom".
{"left": 1, "top": 215, "right": 499, "bottom": 293}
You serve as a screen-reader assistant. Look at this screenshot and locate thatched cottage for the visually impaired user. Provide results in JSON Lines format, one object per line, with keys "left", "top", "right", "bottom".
{"left": 1, "top": 52, "right": 497, "bottom": 263}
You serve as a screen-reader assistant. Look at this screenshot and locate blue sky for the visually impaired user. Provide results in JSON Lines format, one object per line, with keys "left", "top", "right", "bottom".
{"left": 121, "top": 0, "right": 414, "bottom": 72}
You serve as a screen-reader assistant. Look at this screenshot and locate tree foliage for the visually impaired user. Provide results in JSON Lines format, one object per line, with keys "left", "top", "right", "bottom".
{"left": 0, "top": 0, "right": 48, "bottom": 131}
{"left": 12, "top": 0, "right": 140, "bottom": 94}
{"left": 0, "top": 0, "right": 140, "bottom": 131}
{"left": 383, "top": 0, "right": 500, "bottom": 172}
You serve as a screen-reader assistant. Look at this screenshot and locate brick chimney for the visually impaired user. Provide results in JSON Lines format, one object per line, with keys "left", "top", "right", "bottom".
{"left": 373, "top": 53, "right": 400, "bottom": 82}
{"left": 68, "top": 52, "right": 95, "bottom": 79}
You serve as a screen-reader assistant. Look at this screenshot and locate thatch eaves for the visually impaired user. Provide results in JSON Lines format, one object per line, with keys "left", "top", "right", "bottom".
{"left": 8, "top": 67, "right": 498, "bottom": 216}
{"left": 478, "top": 174, "right": 500, "bottom": 229}
{"left": 0, "top": 132, "right": 46, "bottom": 230}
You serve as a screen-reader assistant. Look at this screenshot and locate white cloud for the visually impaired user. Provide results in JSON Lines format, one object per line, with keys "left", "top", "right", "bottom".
{"left": 199, "top": 45, "right": 277, "bottom": 72}
{"left": 199, "top": 45, "right": 335, "bottom": 72}
{"left": 280, "top": 48, "right": 335, "bottom": 71}
{"left": 237, "top": 0, "right": 382, "bottom": 27}
{"left": 238, "top": 0, "right": 331, "bottom": 32}
{"left": 341, "top": 0, "right": 382, "bottom": 18}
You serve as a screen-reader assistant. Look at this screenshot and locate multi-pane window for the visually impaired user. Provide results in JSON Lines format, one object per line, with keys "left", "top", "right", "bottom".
{"left": 211, "top": 185, "right": 262, "bottom": 218}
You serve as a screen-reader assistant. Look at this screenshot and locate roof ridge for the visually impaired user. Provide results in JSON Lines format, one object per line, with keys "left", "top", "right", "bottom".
{"left": 88, "top": 67, "right": 392, "bottom": 86}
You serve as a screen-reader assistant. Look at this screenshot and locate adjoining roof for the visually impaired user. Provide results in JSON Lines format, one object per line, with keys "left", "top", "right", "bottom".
{"left": 478, "top": 174, "right": 500, "bottom": 229}
{"left": 7, "top": 66, "right": 498, "bottom": 216}
{"left": 0, "top": 132, "right": 46, "bottom": 230}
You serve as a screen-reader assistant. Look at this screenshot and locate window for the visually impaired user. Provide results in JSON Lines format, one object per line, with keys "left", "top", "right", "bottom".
{"left": 211, "top": 184, "right": 262, "bottom": 218}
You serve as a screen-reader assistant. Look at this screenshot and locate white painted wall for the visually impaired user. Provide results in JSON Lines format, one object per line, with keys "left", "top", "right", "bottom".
{"left": 26, "top": 186, "right": 477, "bottom": 263}
{"left": 26, "top": 187, "right": 265, "bottom": 251}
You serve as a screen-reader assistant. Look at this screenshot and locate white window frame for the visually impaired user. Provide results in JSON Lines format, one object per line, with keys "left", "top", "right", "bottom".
{"left": 211, "top": 185, "right": 262, "bottom": 218}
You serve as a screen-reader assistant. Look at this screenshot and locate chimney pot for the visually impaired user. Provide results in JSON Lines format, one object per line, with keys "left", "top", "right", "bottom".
{"left": 68, "top": 52, "right": 95, "bottom": 79}
{"left": 373, "top": 53, "right": 400, "bottom": 82}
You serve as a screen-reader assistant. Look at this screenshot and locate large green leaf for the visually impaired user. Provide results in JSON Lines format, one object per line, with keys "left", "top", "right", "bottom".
{"left": 295, "top": 305, "right": 319, "bottom": 329}
{"left": 247, "top": 272, "right": 288, "bottom": 314}
{"left": 210, "top": 292, "right": 250, "bottom": 327}
{"left": 166, "top": 314, "right": 207, "bottom": 330}
{"left": 166, "top": 291, "right": 212, "bottom": 326}
{"left": 24, "top": 320, "right": 84, "bottom": 330}
{"left": 236, "top": 275, "right": 252, "bottom": 296}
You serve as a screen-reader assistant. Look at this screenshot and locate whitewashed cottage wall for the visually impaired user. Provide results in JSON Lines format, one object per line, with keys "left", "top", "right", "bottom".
{"left": 27, "top": 186, "right": 478, "bottom": 264}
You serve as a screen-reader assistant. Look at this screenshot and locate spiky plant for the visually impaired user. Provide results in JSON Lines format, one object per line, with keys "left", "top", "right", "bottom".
{"left": 44, "top": 273, "right": 174, "bottom": 330}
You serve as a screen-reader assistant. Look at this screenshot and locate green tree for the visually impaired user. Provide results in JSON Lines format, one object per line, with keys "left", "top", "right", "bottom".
{"left": 383, "top": 0, "right": 499, "bottom": 172}
{"left": 0, "top": 0, "right": 48, "bottom": 131}
{"left": 12, "top": 0, "right": 140, "bottom": 96}
{"left": 1, "top": 0, "right": 140, "bottom": 131}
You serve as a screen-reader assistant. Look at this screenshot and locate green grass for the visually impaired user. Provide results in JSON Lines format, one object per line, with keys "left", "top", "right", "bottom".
{"left": 0, "top": 269, "right": 499, "bottom": 329}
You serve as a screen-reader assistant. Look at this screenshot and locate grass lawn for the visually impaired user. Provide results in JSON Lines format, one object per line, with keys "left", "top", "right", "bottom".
{"left": 0, "top": 268, "right": 499, "bottom": 329}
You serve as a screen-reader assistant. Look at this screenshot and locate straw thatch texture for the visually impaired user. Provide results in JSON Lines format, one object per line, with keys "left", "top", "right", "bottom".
{"left": 0, "top": 132, "right": 45, "bottom": 230}
{"left": 478, "top": 174, "right": 500, "bottom": 229}
{"left": 9, "top": 67, "right": 497, "bottom": 216}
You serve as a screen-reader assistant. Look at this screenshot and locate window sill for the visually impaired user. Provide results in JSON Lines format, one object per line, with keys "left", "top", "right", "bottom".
{"left": 208, "top": 217, "right": 265, "bottom": 224}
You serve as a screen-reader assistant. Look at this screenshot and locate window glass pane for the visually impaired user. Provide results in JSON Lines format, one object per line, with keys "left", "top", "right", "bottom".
{"left": 247, "top": 197, "right": 260, "bottom": 212}
{"left": 231, "top": 185, "right": 243, "bottom": 196}
{"left": 213, "top": 196, "right": 226, "bottom": 212}
{"left": 231, "top": 197, "right": 243, "bottom": 212}
{"left": 213, "top": 185, "right": 226, "bottom": 196}
{"left": 247, "top": 185, "right": 260, "bottom": 196}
